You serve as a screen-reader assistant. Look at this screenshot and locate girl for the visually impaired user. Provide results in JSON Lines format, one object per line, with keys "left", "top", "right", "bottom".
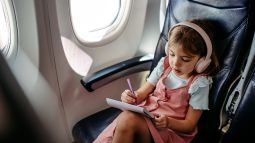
{"left": 94, "top": 19, "right": 219, "bottom": 143}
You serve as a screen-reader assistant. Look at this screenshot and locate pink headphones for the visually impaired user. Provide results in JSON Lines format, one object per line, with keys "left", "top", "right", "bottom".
{"left": 165, "top": 21, "right": 212, "bottom": 73}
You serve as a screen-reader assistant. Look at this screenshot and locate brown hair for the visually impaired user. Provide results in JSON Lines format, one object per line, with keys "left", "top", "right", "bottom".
{"left": 168, "top": 19, "right": 219, "bottom": 75}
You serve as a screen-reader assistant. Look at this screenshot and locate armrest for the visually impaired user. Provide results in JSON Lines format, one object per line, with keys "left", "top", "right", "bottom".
{"left": 81, "top": 54, "right": 153, "bottom": 92}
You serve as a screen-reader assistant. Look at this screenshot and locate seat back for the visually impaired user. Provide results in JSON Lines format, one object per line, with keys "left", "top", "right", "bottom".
{"left": 220, "top": 33, "right": 255, "bottom": 143}
{"left": 152, "top": 0, "right": 255, "bottom": 142}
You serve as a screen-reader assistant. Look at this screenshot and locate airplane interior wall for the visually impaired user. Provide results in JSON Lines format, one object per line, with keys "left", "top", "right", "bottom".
{"left": 7, "top": 0, "right": 71, "bottom": 142}
{"left": 4, "top": 0, "right": 163, "bottom": 142}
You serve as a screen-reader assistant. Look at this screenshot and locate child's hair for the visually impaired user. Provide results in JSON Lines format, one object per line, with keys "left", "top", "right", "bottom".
{"left": 168, "top": 19, "right": 219, "bottom": 75}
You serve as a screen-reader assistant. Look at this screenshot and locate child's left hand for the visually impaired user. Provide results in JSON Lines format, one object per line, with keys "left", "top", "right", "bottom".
{"left": 153, "top": 114, "right": 169, "bottom": 129}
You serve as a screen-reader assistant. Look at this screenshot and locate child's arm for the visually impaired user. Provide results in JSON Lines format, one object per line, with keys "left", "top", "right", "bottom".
{"left": 168, "top": 106, "right": 203, "bottom": 133}
{"left": 121, "top": 81, "right": 155, "bottom": 104}
{"left": 154, "top": 106, "right": 203, "bottom": 133}
{"left": 135, "top": 82, "right": 155, "bottom": 104}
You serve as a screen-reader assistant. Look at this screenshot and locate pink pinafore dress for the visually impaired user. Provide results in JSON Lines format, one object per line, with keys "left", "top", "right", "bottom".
{"left": 94, "top": 58, "right": 199, "bottom": 143}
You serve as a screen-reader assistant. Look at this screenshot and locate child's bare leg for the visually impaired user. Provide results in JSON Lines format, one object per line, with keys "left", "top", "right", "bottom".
{"left": 112, "top": 110, "right": 152, "bottom": 143}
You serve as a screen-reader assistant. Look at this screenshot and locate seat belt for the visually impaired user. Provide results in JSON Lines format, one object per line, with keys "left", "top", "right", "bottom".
{"left": 218, "top": 33, "right": 255, "bottom": 140}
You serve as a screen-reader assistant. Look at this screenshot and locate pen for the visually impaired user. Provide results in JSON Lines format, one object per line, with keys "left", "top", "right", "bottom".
{"left": 126, "top": 78, "right": 136, "bottom": 96}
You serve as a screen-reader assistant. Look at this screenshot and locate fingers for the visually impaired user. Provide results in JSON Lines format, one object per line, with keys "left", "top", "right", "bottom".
{"left": 154, "top": 121, "right": 163, "bottom": 128}
{"left": 121, "top": 89, "right": 137, "bottom": 104}
{"left": 153, "top": 114, "right": 168, "bottom": 128}
{"left": 153, "top": 113, "right": 160, "bottom": 118}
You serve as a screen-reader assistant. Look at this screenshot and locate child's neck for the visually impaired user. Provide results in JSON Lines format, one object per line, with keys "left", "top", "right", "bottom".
{"left": 171, "top": 71, "right": 193, "bottom": 80}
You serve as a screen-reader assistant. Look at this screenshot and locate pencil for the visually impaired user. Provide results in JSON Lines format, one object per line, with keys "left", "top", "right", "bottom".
{"left": 126, "top": 78, "right": 136, "bottom": 96}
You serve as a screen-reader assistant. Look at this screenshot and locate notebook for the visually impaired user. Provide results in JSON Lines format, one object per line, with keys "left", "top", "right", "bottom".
{"left": 106, "top": 98, "right": 154, "bottom": 118}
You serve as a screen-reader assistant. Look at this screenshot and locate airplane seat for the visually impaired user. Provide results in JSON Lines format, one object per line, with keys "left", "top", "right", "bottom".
{"left": 72, "top": 108, "right": 121, "bottom": 143}
{"left": 157, "top": 0, "right": 255, "bottom": 143}
{"left": 219, "top": 33, "right": 255, "bottom": 143}
{"left": 74, "top": 0, "right": 255, "bottom": 143}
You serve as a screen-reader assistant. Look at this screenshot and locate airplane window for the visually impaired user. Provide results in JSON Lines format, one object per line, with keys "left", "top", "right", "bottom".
{"left": 70, "top": 0, "right": 132, "bottom": 46}
{"left": 0, "top": 0, "right": 10, "bottom": 55}
{"left": 0, "top": 0, "right": 16, "bottom": 60}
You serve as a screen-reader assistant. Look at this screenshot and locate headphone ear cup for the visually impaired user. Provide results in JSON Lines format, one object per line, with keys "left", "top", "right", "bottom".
{"left": 195, "top": 57, "right": 211, "bottom": 73}
{"left": 165, "top": 42, "right": 169, "bottom": 55}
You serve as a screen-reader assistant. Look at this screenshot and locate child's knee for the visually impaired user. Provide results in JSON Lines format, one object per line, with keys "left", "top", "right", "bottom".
{"left": 117, "top": 111, "right": 141, "bottom": 128}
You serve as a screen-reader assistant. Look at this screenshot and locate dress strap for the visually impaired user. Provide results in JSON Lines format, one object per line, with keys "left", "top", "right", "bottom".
{"left": 163, "top": 56, "right": 170, "bottom": 71}
{"left": 161, "top": 57, "right": 172, "bottom": 78}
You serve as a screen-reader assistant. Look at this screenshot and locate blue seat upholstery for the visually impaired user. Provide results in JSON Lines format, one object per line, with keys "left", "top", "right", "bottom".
{"left": 72, "top": 108, "right": 121, "bottom": 143}
{"left": 219, "top": 34, "right": 255, "bottom": 143}
{"left": 75, "top": 0, "right": 255, "bottom": 143}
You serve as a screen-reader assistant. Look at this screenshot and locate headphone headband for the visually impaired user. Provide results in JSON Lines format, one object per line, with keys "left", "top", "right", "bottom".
{"left": 170, "top": 21, "right": 212, "bottom": 60}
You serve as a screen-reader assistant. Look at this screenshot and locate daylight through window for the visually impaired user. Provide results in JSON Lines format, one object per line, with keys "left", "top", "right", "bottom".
{"left": 0, "top": 0, "right": 9, "bottom": 53}
{"left": 70, "top": 0, "right": 132, "bottom": 46}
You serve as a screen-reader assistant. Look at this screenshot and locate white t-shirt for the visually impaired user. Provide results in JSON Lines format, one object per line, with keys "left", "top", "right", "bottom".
{"left": 147, "top": 58, "right": 212, "bottom": 110}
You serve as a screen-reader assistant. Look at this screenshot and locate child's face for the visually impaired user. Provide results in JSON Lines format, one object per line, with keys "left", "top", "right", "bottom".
{"left": 168, "top": 44, "right": 200, "bottom": 79}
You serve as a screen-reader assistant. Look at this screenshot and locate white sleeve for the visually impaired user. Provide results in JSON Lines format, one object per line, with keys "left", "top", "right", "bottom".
{"left": 146, "top": 57, "right": 164, "bottom": 85}
{"left": 188, "top": 76, "right": 213, "bottom": 110}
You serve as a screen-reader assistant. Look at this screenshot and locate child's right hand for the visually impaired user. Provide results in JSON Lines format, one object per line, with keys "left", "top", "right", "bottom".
{"left": 121, "top": 89, "right": 137, "bottom": 104}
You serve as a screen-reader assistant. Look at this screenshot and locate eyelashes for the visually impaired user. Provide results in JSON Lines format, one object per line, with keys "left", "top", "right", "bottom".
{"left": 169, "top": 53, "right": 192, "bottom": 62}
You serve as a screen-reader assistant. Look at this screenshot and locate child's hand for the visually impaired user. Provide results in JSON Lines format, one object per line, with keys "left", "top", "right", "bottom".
{"left": 153, "top": 114, "right": 169, "bottom": 129}
{"left": 121, "top": 89, "right": 137, "bottom": 104}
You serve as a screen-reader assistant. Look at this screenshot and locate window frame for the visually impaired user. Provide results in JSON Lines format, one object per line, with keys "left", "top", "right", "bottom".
{"left": 69, "top": 0, "right": 133, "bottom": 47}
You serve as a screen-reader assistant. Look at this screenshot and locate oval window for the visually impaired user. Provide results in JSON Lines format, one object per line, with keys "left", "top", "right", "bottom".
{"left": 0, "top": 0, "right": 10, "bottom": 55}
{"left": 0, "top": 0, "right": 17, "bottom": 60}
{"left": 70, "top": 0, "right": 132, "bottom": 46}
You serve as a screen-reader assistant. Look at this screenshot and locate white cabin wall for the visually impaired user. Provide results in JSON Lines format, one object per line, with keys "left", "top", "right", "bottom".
{"left": 8, "top": 0, "right": 71, "bottom": 142}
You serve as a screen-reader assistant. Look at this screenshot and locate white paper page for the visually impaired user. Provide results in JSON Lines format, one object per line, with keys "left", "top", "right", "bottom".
{"left": 106, "top": 98, "right": 154, "bottom": 118}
